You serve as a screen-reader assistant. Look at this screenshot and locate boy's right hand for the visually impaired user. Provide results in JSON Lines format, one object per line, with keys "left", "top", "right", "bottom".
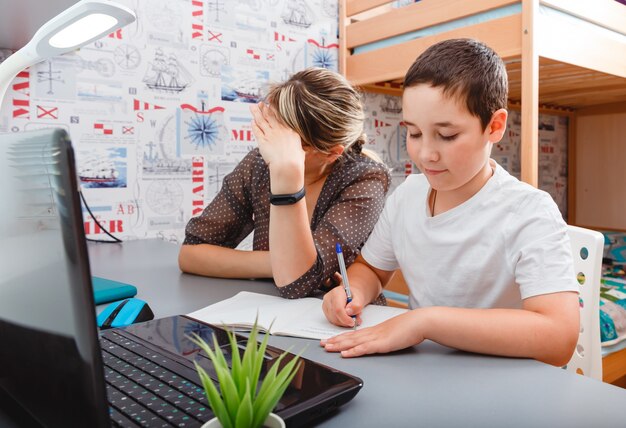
{"left": 322, "top": 280, "right": 365, "bottom": 328}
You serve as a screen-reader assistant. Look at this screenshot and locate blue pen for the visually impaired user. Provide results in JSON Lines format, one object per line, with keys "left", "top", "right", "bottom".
{"left": 335, "top": 243, "right": 357, "bottom": 330}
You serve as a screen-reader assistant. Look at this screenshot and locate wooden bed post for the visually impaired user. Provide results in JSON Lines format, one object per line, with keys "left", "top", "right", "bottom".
{"left": 521, "top": 0, "right": 539, "bottom": 187}
{"left": 568, "top": 113, "right": 577, "bottom": 225}
{"left": 338, "top": 0, "right": 348, "bottom": 76}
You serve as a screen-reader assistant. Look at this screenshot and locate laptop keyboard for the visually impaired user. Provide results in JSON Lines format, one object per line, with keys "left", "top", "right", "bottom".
{"left": 101, "top": 331, "right": 213, "bottom": 427}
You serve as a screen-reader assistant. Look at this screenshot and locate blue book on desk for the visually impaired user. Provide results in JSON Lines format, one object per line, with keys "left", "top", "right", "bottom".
{"left": 92, "top": 276, "right": 137, "bottom": 305}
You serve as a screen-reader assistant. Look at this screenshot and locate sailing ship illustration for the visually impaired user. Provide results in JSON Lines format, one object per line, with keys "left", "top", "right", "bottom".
{"left": 233, "top": 79, "right": 261, "bottom": 101}
{"left": 282, "top": 1, "right": 312, "bottom": 28}
{"left": 143, "top": 48, "right": 191, "bottom": 93}
{"left": 78, "top": 159, "right": 119, "bottom": 183}
{"left": 381, "top": 96, "right": 402, "bottom": 114}
{"left": 143, "top": 141, "right": 191, "bottom": 174}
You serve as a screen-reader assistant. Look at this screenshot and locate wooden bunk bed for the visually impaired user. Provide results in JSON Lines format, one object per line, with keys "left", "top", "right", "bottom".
{"left": 339, "top": 0, "right": 626, "bottom": 385}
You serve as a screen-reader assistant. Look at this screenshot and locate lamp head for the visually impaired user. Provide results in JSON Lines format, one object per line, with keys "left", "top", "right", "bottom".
{"left": 0, "top": 0, "right": 135, "bottom": 107}
{"left": 25, "top": 0, "right": 135, "bottom": 59}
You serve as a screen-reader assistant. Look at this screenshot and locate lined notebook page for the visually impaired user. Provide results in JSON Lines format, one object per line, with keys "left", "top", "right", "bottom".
{"left": 187, "top": 291, "right": 407, "bottom": 340}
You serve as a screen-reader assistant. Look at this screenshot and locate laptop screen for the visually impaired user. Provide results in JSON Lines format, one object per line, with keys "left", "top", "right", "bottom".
{"left": 0, "top": 128, "right": 363, "bottom": 427}
{"left": 0, "top": 129, "right": 110, "bottom": 427}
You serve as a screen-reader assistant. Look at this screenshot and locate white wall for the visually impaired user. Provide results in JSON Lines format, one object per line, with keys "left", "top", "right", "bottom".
{"left": 575, "top": 112, "right": 626, "bottom": 230}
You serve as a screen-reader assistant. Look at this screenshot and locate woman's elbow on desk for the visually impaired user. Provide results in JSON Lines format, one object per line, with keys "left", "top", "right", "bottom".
{"left": 178, "top": 245, "right": 195, "bottom": 273}
{"left": 178, "top": 244, "right": 274, "bottom": 279}
{"left": 177, "top": 244, "right": 219, "bottom": 276}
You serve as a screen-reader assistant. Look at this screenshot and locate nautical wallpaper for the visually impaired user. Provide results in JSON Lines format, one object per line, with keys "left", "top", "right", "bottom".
{"left": 0, "top": 0, "right": 567, "bottom": 244}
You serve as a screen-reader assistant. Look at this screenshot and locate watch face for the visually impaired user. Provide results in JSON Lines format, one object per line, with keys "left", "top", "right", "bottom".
{"left": 269, "top": 188, "right": 305, "bottom": 205}
{"left": 271, "top": 196, "right": 296, "bottom": 205}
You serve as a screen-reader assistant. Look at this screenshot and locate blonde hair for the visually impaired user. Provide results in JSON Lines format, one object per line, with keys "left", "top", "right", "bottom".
{"left": 266, "top": 67, "right": 382, "bottom": 163}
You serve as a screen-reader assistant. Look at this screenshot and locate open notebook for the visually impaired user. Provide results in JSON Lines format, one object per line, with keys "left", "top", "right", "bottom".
{"left": 187, "top": 291, "right": 407, "bottom": 340}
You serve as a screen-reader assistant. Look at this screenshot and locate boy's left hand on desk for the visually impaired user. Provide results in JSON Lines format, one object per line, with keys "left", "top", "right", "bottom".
{"left": 321, "top": 310, "right": 424, "bottom": 358}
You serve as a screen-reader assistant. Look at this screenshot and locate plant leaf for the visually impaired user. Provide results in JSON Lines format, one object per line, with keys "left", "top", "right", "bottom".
{"left": 228, "top": 329, "right": 243, "bottom": 397}
{"left": 194, "top": 362, "right": 232, "bottom": 428}
{"left": 190, "top": 333, "right": 217, "bottom": 363}
{"left": 240, "top": 319, "right": 258, "bottom": 400}
{"left": 213, "top": 332, "right": 230, "bottom": 372}
{"left": 189, "top": 334, "right": 232, "bottom": 426}
{"left": 253, "top": 347, "right": 293, "bottom": 408}
{"left": 264, "top": 358, "right": 301, "bottom": 412}
{"left": 190, "top": 332, "right": 239, "bottom": 426}
{"left": 235, "top": 379, "right": 254, "bottom": 428}
{"left": 250, "top": 318, "right": 274, "bottom": 401}
{"left": 253, "top": 365, "right": 299, "bottom": 428}
{"left": 253, "top": 352, "right": 283, "bottom": 410}
{"left": 252, "top": 353, "right": 301, "bottom": 428}
{"left": 215, "top": 364, "right": 241, "bottom": 420}
{"left": 189, "top": 320, "right": 304, "bottom": 428}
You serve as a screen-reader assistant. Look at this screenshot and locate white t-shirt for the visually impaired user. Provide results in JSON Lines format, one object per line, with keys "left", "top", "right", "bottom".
{"left": 361, "top": 161, "right": 578, "bottom": 310}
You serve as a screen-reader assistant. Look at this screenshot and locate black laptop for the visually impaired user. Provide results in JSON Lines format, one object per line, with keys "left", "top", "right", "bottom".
{"left": 0, "top": 129, "right": 362, "bottom": 427}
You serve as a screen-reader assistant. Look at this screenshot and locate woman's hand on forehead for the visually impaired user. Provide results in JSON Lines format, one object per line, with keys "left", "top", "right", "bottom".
{"left": 250, "top": 102, "right": 306, "bottom": 174}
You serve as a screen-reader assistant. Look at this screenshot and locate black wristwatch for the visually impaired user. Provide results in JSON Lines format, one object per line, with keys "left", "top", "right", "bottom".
{"left": 269, "top": 187, "right": 306, "bottom": 205}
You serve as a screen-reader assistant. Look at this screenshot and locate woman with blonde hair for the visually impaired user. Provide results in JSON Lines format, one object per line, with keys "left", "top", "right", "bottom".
{"left": 179, "top": 67, "right": 390, "bottom": 298}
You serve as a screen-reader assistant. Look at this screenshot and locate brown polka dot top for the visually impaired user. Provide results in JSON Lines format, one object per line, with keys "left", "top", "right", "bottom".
{"left": 183, "top": 148, "right": 391, "bottom": 300}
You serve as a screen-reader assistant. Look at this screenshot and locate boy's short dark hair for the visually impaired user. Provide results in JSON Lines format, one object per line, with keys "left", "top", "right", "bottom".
{"left": 404, "top": 38, "right": 508, "bottom": 130}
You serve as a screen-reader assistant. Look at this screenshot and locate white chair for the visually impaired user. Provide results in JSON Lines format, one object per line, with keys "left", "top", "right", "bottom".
{"left": 565, "top": 225, "right": 604, "bottom": 380}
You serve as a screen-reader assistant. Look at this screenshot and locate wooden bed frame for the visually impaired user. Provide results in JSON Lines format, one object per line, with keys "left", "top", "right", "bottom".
{"left": 340, "top": 0, "right": 626, "bottom": 187}
{"left": 340, "top": 0, "right": 626, "bottom": 385}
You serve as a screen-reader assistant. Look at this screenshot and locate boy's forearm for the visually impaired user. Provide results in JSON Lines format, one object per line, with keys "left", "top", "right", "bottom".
{"left": 178, "top": 244, "right": 272, "bottom": 278}
{"left": 347, "top": 260, "right": 385, "bottom": 304}
{"left": 418, "top": 302, "right": 578, "bottom": 366}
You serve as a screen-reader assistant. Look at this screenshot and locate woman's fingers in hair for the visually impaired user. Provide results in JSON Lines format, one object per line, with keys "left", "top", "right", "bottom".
{"left": 258, "top": 102, "right": 282, "bottom": 128}
{"left": 250, "top": 119, "right": 265, "bottom": 142}
{"left": 249, "top": 102, "right": 272, "bottom": 131}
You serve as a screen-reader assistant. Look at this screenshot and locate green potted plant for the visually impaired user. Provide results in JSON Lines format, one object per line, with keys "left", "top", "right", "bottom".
{"left": 189, "top": 320, "right": 302, "bottom": 428}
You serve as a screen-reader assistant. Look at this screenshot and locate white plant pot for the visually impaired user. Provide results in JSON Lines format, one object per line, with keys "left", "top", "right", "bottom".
{"left": 201, "top": 412, "right": 285, "bottom": 428}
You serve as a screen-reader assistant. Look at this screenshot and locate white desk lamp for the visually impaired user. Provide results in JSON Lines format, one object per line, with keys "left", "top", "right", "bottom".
{"left": 0, "top": 0, "right": 135, "bottom": 106}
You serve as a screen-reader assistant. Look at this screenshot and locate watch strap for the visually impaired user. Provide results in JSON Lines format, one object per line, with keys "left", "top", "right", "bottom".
{"left": 269, "top": 186, "right": 306, "bottom": 206}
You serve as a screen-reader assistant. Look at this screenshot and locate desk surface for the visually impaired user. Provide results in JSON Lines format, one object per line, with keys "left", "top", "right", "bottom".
{"left": 86, "top": 239, "right": 626, "bottom": 427}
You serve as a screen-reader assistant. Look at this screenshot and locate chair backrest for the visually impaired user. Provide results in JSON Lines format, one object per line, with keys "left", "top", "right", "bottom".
{"left": 384, "top": 270, "right": 410, "bottom": 308}
{"left": 565, "top": 225, "right": 604, "bottom": 380}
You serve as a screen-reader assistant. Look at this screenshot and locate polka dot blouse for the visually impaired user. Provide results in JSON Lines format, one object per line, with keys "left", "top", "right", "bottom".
{"left": 183, "top": 148, "right": 391, "bottom": 300}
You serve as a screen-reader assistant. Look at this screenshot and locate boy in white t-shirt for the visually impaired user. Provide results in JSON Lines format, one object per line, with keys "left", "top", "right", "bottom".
{"left": 321, "top": 38, "right": 579, "bottom": 366}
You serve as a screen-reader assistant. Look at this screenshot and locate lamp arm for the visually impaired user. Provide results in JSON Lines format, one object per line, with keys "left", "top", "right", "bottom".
{"left": 0, "top": 49, "right": 39, "bottom": 112}
{"left": 0, "top": 0, "right": 136, "bottom": 111}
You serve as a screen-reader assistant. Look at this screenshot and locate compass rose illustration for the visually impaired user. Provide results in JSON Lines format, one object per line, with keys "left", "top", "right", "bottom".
{"left": 312, "top": 46, "right": 336, "bottom": 69}
{"left": 186, "top": 113, "right": 221, "bottom": 150}
{"left": 181, "top": 101, "right": 227, "bottom": 154}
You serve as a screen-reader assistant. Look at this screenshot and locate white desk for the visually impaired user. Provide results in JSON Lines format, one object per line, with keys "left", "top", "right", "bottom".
{"left": 86, "top": 239, "right": 626, "bottom": 427}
